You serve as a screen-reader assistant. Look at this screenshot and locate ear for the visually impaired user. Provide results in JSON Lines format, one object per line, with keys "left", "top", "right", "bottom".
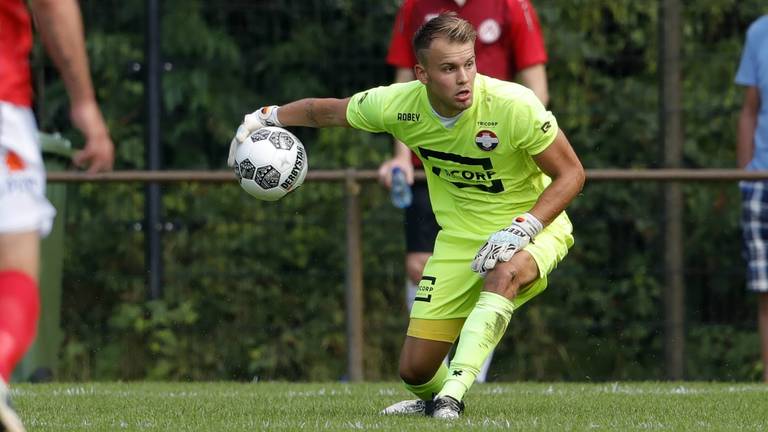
{"left": 414, "top": 63, "right": 428, "bottom": 84}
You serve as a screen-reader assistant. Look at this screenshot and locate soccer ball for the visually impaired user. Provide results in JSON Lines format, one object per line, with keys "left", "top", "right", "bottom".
{"left": 233, "top": 126, "right": 308, "bottom": 201}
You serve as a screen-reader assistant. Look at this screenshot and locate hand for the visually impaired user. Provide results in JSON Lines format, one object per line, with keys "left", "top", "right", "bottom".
{"left": 377, "top": 156, "right": 414, "bottom": 189}
{"left": 227, "top": 105, "right": 281, "bottom": 167}
{"left": 70, "top": 101, "right": 114, "bottom": 173}
{"left": 471, "top": 213, "right": 543, "bottom": 277}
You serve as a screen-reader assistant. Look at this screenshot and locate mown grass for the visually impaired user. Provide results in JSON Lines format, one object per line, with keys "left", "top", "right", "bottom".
{"left": 10, "top": 381, "right": 768, "bottom": 431}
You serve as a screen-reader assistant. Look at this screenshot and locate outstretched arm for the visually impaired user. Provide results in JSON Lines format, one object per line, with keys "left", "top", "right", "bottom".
{"left": 30, "top": 0, "right": 114, "bottom": 173}
{"left": 275, "top": 98, "right": 351, "bottom": 128}
{"left": 228, "top": 98, "right": 351, "bottom": 166}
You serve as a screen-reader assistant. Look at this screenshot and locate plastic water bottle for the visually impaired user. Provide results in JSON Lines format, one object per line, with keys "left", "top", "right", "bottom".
{"left": 390, "top": 167, "right": 413, "bottom": 209}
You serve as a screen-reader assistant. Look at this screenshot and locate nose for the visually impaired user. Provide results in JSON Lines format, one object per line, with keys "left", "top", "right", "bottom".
{"left": 457, "top": 67, "right": 468, "bottom": 84}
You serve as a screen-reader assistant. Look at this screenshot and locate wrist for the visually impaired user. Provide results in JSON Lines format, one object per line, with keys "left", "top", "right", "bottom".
{"left": 262, "top": 105, "right": 282, "bottom": 127}
{"left": 514, "top": 213, "right": 543, "bottom": 237}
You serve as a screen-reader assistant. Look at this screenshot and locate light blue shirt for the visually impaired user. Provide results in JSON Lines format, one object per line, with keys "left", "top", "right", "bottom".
{"left": 736, "top": 15, "right": 768, "bottom": 170}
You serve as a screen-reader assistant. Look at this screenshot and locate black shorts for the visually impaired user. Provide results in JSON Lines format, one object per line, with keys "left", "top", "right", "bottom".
{"left": 404, "top": 180, "right": 441, "bottom": 253}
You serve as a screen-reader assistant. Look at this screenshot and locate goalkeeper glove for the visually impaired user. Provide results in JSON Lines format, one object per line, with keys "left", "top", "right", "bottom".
{"left": 471, "top": 213, "right": 543, "bottom": 277}
{"left": 227, "top": 105, "right": 282, "bottom": 167}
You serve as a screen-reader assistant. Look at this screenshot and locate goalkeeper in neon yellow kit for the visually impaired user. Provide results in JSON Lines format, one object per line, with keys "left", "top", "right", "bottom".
{"left": 228, "top": 12, "right": 584, "bottom": 420}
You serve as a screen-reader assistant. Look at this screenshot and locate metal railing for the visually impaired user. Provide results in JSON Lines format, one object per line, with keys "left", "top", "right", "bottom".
{"left": 46, "top": 168, "right": 768, "bottom": 381}
{"left": 46, "top": 168, "right": 768, "bottom": 183}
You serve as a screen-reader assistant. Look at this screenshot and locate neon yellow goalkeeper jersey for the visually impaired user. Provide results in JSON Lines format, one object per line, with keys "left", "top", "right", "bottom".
{"left": 347, "top": 74, "right": 559, "bottom": 238}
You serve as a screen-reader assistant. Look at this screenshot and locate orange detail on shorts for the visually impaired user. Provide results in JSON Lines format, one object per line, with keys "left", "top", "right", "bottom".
{"left": 5, "top": 151, "right": 25, "bottom": 171}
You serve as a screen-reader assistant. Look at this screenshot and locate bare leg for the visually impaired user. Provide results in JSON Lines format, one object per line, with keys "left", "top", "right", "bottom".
{"left": 759, "top": 293, "right": 768, "bottom": 383}
{"left": 399, "top": 335, "right": 452, "bottom": 384}
{"left": 405, "top": 252, "right": 431, "bottom": 285}
{"left": 0, "top": 232, "right": 39, "bottom": 279}
{"left": 404, "top": 252, "right": 431, "bottom": 311}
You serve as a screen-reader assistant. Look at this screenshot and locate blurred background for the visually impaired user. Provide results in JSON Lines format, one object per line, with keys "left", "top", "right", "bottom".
{"left": 20, "top": 0, "right": 767, "bottom": 383}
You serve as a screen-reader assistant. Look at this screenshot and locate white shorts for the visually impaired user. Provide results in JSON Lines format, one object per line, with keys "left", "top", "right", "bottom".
{"left": 0, "top": 102, "right": 55, "bottom": 237}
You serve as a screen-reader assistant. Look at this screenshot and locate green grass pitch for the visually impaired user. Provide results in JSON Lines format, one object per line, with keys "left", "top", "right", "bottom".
{"left": 10, "top": 382, "right": 768, "bottom": 431}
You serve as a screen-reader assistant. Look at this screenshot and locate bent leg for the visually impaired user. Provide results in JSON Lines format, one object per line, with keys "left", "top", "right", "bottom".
{"left": 439, "top": 252, "right": 539, "bottom": 401}
{"left": 399, "top": 335, "right": 452, "bottom": 383}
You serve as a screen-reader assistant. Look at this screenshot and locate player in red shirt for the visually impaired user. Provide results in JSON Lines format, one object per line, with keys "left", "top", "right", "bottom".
{"left": 1, "top": 1, "right": 114, "bottom": 430}
{"left": 377, "top": 0, "right": 549, "bottom": 384}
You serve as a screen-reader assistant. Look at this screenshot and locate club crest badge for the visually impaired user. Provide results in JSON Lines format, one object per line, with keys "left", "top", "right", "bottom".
{"left": 475, "top": 130, "right": 499, "bottom": 151}
{"left": 478, "top": 19, "right": 501, "bottom": 44}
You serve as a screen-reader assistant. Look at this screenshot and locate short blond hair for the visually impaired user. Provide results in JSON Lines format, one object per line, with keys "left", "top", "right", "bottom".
{"left": 413, "top": 12, "right": 476, "bottom": 63}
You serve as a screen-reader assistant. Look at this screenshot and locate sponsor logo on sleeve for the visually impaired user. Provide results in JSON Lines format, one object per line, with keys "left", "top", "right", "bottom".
{"left": 540, "top": 121, "right": 552, "bottom": 133}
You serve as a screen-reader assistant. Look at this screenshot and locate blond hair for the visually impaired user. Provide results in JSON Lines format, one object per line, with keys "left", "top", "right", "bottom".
{"left": 413, "top": 12, "right": 476, "bottom": 63}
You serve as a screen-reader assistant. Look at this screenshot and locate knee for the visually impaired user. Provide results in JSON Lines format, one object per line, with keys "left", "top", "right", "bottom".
{"left": 486, "top": 252, "right": 539, "bottom": 298}
{"left": 398, "top": 361, "right": 434, "bottom": 385}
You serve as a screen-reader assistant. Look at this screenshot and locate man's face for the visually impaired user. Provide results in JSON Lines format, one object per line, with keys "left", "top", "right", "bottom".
{"left": 414, "top": 37, "right": 476, "bottom": 117}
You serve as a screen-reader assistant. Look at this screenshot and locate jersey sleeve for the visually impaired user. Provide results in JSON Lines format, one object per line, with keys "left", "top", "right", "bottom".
{"left": 346, "top": 87, "right": 388, "bottom": 134}
{"left": 512, "top": 90, "right": 558, "bottom": 155}
{"left": 735, "top": 20, "right": 760, "bottom": 86}
{"left": 506, "top": 0, "right": 548, "bottom": 71}
{"left": 385, "top": 0, "right": 418, "bottom": 69}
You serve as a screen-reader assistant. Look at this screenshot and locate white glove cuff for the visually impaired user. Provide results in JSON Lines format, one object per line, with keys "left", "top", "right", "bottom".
{"left": 515, "top": 213, "right": 543, "bottom": 237}
{"left": 261, "top": 105, "right": 283, "bottom": 127}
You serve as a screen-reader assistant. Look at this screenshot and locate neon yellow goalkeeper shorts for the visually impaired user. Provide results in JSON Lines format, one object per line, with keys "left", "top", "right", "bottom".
{"left": 407, "top": 212, "right": 574, "bottom": 343}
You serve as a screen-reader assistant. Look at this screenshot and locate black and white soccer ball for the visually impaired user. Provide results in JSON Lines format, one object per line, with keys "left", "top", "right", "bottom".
{"left": 233, "top": 126, "right": 308, "bottom": 201}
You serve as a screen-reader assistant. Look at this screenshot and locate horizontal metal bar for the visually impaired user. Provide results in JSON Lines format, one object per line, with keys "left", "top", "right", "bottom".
{"left": 44, "top": 169, "right": 768, "bottom": 183}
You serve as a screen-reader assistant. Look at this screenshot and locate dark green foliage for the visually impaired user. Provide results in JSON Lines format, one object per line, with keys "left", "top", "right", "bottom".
{"left": 45, "top": 0, "right": 767, "bottom": 381}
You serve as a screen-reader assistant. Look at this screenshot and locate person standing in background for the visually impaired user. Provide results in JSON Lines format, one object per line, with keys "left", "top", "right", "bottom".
{"left": 377, "top": 0, "right": 550, "bottom": 383}
{"left": 0, "top": 1, "right": 115, "bottom": 430}
{"left": 736, "top": 14, "right": 768, "bottom": 383}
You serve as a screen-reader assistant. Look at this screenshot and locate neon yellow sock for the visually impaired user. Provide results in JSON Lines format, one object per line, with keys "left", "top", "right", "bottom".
{"left": 404, "top": 362, "right": 448, "bottom": 400}
{"left": 438, "top": 291, "right": 515, "bottom": 401}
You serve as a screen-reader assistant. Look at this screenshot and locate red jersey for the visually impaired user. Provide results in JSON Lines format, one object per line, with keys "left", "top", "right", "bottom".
{"left": 387, "top": 0, "right": 547, "bottom": 80}
{"left": 386, "top": 0, "right": 548, "bottom": 166}
{"left": 0, "top": 0, "right": 34, "bottom": 107}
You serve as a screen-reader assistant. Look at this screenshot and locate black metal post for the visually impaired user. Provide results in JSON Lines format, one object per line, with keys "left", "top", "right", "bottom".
{"left": 345, "top": 169, "right": 364, "bottom": 382}
{"left": 145, "top": 0, "right": 163, "bottom": 299}
{"left": 659, "top": 0, "right": 685, "bottom": 380}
